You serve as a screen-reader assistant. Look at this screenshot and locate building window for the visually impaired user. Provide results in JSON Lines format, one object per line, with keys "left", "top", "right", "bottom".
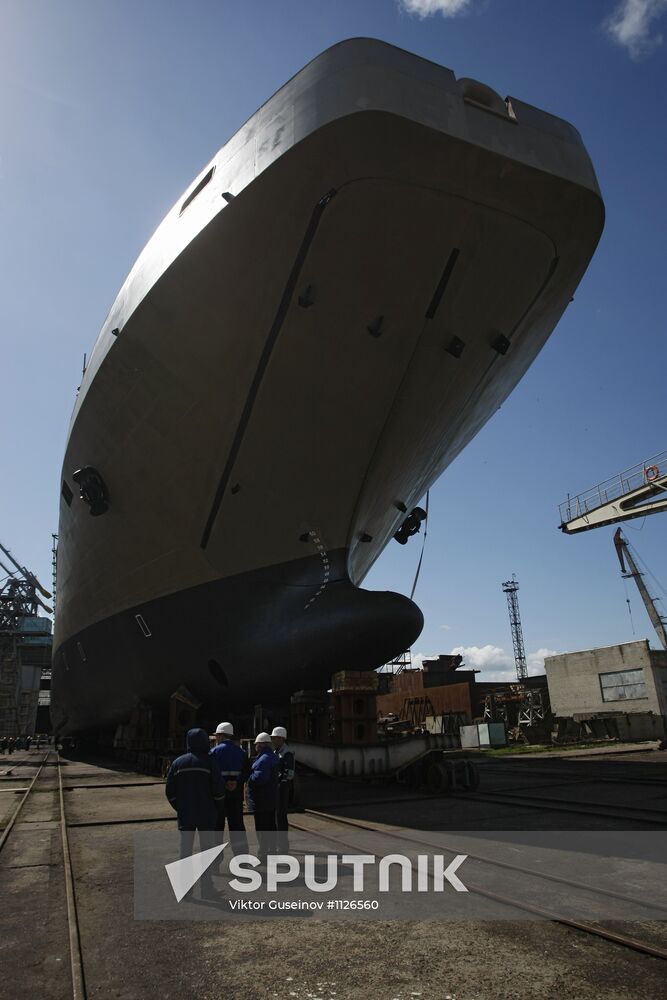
{"left": 599, "top": 669, "right": 648, "bottom": 702}
{"left": 354, "top": 698, "right": 365, "bottom": 715}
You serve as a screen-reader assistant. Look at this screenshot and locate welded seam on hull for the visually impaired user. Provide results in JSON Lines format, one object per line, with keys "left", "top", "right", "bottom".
{"left": 200, "top": 188, "right": 337, "bottom": 549}
{"left": 348, "top": 251, "right": 560, "bottom": 584}
{"left": 343, "top": 243, "right": 462, "bottom": 576}
{"left": 302, "top": 530, "right": 330, "bottom": 610}
{"left": 425, "top": 247, "right": 460, "bottom": 319}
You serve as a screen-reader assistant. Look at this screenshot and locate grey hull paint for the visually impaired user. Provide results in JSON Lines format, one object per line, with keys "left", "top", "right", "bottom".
{"left": 53, "top": 39, "right": 605, "bottom": 735}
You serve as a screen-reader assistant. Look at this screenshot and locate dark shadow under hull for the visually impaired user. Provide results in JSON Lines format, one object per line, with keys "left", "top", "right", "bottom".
{"left": 50, "top": 549, "right": 422, "bottom": 735}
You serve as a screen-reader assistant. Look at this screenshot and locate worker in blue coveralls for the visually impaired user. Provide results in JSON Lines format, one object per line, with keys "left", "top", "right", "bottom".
{"left": 165, "top": 727, "right": 225, "bottom": 899}
{"left": 246, "top": 732, "right": 279, "bottom": 863}
{"left": 271, "top": 726, "right": 295, "bottom": 853}
{"left": 209, "top": 721, "right": 249, "bottom": 855}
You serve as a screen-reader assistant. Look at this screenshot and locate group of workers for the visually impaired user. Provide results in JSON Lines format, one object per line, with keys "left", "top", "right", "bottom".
{"left": 0, "top": 734, "right": 44, "bottom": 753}
{"left": 165, "top": 723, "right": 295, "bottom": 891}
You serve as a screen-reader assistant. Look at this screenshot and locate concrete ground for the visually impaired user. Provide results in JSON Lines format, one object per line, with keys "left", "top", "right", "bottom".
{"left": 1, "top": 749, "right": 666, "bottom": 1000}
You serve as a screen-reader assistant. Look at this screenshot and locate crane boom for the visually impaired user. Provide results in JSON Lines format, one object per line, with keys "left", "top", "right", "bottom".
{"left": 613, "top": 528, "right": 667, "bottom": 651}
{"left": 559, "top": 451, "right": 667, "bottom": 533}
{"left": 0, "top": 541, "right": 51, "bottom": 599}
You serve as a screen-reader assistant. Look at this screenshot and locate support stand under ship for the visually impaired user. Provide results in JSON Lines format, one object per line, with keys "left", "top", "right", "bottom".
{"left": 52, "top": 39, "right": 604, "bottom": 751}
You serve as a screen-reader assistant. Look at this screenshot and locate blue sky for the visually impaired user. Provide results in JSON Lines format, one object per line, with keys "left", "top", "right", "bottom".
{"left": 2, "top": 0, "right": 667, "bottom": 679}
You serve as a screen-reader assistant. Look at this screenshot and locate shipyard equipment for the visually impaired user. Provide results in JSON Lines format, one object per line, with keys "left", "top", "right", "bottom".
{"left": 613, "top": 529, "right": 667, "bottom": 651}
{"left": 0, "top": 542, "right": 53, "bottom": 735}
{"left": 559, "top": 450, "right": 667, "bottom": 533}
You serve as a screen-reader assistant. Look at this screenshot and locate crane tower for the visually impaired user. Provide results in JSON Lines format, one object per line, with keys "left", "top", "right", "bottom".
{"left": 502, "top": 575, "right": 528, "bottom": 682}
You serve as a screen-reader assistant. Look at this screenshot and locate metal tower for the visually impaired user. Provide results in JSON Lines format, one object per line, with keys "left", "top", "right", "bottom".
{"left": 502, "top": 575, "right": 528, "bottom": 682}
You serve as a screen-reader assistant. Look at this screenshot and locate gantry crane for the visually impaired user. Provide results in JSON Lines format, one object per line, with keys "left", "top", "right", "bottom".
{"left": 559, "top": 452, "right": 667, "bottom": 650}
{"left": 559, "top": 450, "right": 667, "bottom": 534}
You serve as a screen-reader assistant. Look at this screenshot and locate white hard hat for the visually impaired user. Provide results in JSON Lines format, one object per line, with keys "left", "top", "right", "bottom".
{"left": 215, "top": 722, "right": 234, "bottom": 736}
{"left": 271, "top": 726, "right": 287, "bottom": 739}
{"left": 254, "top": 731, "right": 272, "bottom": 744}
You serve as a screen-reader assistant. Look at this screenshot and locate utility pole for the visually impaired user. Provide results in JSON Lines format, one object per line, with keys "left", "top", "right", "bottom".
{"left": 502, "top": 575, "right": 528, "bottom": 682}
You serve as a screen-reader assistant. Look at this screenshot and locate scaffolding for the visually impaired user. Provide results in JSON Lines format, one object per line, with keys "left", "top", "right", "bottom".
{"left": 379, "top": 649, "right": 413, "bottom": 674}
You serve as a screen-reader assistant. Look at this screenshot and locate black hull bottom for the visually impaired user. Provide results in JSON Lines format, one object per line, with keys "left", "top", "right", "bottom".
{"left": 51, "top": 549, "right": 423, "bottom": 734}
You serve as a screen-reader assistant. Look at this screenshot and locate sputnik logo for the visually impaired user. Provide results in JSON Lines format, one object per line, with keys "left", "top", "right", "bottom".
{"left": 165, "top": 842, "right": 227, "bottom": 902}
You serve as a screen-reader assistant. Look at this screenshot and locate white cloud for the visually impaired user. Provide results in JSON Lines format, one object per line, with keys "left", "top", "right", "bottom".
{"left": 440, "top": 624, "right": 452, "bottom": 630}
{"left": 604, "top": 0, "right": 667, "bottom": 59}
{"left": 409, "top": 645, "right": 558, "bottom": 680}
{"left": 450, "top": 644, "right": 558, "bottom": 682}
{"left": 411, "top": 650, "right": 438, "bottom": 671}
{"left": 398, "top": 0, "right": 473, "bottom": 19}
{"left": 451, "top": 644, "right": 511, "bottom": 670}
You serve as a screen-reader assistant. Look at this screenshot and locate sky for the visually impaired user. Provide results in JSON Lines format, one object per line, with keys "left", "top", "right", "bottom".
{"left": 1, "top": 0, "right": 667, "bottom": 681}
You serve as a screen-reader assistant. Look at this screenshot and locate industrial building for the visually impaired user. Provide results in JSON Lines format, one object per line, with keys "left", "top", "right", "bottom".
{"left": 545, "top": 639, "right": 667, "bottom": 741}
{"left": 0, "top": 615, "right": 53, "bottom": 736}
{"left": 287, "top": 654, "right": 551, "bottom": 751}
{"left": 0, "top": 542, "right": 53, "bottom": 736}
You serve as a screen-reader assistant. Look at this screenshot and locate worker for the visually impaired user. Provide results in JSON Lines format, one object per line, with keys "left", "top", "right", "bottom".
{"left": 246, "top": 732, "right": 279, "bottom": 863}
{"left": 7, "top": 736, "right": 15, "bottom": 755}
{"left": 209, "top": 722, "right": 249, "bottom": 855}
{"left": 165, "top": 727, "right": 226, "bottom": 899}
{"left": 271, "top": 726, "right": 295, "bottom": 852}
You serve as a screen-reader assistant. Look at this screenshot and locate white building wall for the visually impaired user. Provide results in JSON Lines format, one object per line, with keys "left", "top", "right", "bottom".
{"left": 545, "top": 640, "right": 667, "bottom": 740}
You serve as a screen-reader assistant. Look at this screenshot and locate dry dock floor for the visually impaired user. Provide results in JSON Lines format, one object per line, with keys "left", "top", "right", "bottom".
{"left": 1, "top": 746, "right": 666, "bottom": 1000}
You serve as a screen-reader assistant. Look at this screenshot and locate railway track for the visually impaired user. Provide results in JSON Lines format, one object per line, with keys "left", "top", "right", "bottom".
{"left": 449, "top": 788, "right": 667, "bottom": 825}
{"left": 2, "top": 751, "right": 666, "bottom": 1000}
{"left": 292, "top": 808, "right": 667, "bottom": 962}
{"left": 57, "top": 752, "right": 86, "bottom": 1000}
{"left": 476, "top": 762, "right": 667, "bottom": 787}
{"left": 0, "top": 751, "right": 86, "bottom": 998}
{"left": 0, "top": 750, "right": 50, "bottom": 853}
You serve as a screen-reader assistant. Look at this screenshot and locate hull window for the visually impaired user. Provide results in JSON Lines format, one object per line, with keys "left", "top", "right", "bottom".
{"left": 208, "top": 659, "right": 228, "bottom": 687}
{"left": 180, "top": 166, "right": 215, "bottom": 215}
{"left": 135, "top": 614, "right": 152, "bottom": 638}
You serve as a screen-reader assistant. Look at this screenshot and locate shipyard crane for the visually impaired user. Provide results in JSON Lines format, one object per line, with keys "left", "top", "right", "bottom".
{"left": 613, "top": 529, "right": 667, "bottom": 651}
{"left": 559, "top": 450, "right": 667, "bottom": 534}
{"left": 0, "top": 541, "right": 53, "bottom": 631}
{"left": 559, "top": 451, "right": 667, "bottom": 650}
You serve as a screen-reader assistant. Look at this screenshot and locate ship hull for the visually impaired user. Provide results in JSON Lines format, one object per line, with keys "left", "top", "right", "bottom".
{"left": 52, "top": 549, "right": 423, "bottom": 732}
{"left": 52, "top": 39, "right": 604, "bottom": 734}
